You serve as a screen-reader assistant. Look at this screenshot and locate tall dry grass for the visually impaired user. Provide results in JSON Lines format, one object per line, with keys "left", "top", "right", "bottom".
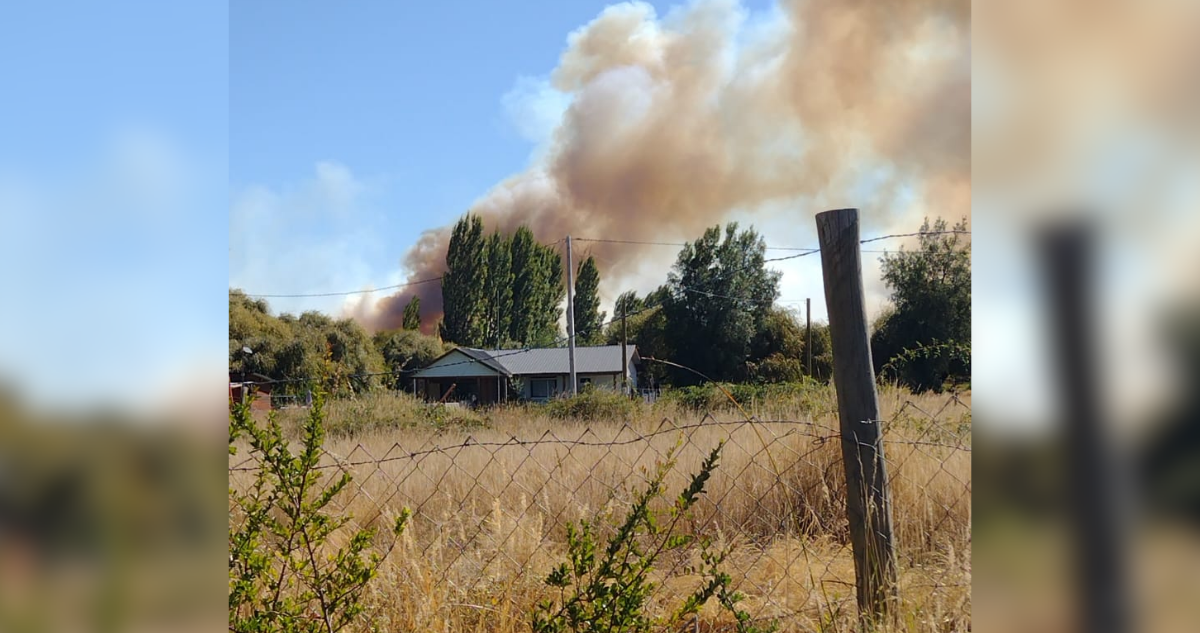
{"left": 231, "top": 384, "right": 970, "bottom": 632}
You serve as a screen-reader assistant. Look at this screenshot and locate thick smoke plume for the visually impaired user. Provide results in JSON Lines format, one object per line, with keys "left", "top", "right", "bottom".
{"left": 362, "top": 0, "right": 969, "bottom": 334}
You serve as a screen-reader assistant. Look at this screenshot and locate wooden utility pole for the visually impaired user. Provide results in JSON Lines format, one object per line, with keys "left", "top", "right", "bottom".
{"left": 1039, "top": 222, "right": 1130, "bottom": 633}
{"left": 621, "top": 300, "right": 629, "bottom": 396}
{"left": 565, "top": 235, "right": 578, "bottom": 396}
{"left": 806, "top": 297, "right": 813, "bottom": 378}
{"left": 816, "top": 208, "right": 898, "bottom": 627}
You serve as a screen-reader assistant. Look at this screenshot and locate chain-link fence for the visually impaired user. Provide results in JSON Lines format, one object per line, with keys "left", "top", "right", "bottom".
{"left": 230, "top": 389, "right": 970, "bottom": 632}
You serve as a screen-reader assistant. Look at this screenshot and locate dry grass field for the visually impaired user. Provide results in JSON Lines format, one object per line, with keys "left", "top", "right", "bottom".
{"left": 231, "top": 384, "right": 971, "bottom": 632}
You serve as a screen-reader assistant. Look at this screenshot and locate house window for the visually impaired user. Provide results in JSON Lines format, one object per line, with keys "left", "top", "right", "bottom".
{"left": 530, "top": 378, "right": 556, "bottom": 400}
{"left": 579, "top": 377, "right": 592, "bottom": 388}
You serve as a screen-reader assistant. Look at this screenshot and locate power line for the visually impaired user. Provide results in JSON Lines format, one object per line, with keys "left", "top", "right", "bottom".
{"left": 238, "top": 231, "right": 968, "bottom": 300}
{"left": 573, "top": 237, "right": 814, "bottom": 251}
{"left": 859, "top": 229, "right": 970, "bottom": 245}
{"left": 242, "top": 276, "right": 443, "bottom": 299}
{"left": 573, "top": 230, "right": 969, "bottom": 252}
{"left": 763, "top": 249, "right": 820, "bottom": 263}
{"left": 679, "top": 286, "right": 776, "bottom": 305}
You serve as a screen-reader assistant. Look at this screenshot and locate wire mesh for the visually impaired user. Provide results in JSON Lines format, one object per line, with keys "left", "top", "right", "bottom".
{"left": 229, "top": 389, "right": 971, "bottom": 632}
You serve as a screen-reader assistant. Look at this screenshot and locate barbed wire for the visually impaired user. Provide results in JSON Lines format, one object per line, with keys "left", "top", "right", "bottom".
{"left": 237, "top": 230, "right": 969, "bottom": 299}
{"left": 228, "top": 415, "right": 968, "bottom": 473}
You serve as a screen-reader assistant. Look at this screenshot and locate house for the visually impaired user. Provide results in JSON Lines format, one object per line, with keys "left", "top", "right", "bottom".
{"left": 409, "top": 345, "right": 639, "bottom": 404}
{"left": 229, "top": 372, "right": 274, "bottom": 412}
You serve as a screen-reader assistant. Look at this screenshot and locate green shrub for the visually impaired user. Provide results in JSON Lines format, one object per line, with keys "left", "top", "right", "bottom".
{"left": 660, "top": 383, "right": 758, "bottom": 412}
{"left": 659, "top": 384, "right": 725, "bottom": 411}
{"left": 274, "top": 391, "right": 488, "bottom": 438}
{"left": 545, "top": 388, "right": 642, "bottom": 422}
{"left": 228, "top": 392, "right": 409, "bottom": 632}
{"left": 532, "top": 440, "right": 774, "bottom": 633}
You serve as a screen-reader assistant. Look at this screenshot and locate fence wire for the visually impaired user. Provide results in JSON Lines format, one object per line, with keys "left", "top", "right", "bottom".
{"left": 229, "top": 392, "right": 971, "bottom": 632}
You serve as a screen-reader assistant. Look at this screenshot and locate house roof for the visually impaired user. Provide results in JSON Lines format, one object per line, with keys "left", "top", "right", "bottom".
{"left": 453, "top": 346, "right": 511, "bottom": 375}
{"left": 412, "top": 345, "right": 639, "bottom": 378}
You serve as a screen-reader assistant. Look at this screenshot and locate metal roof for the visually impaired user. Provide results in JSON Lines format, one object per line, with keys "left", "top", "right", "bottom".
{"left": 491, "top": 345, "right": 638, "bottom": 375}
{"left": 453, "top": 347, "right": 511, "bottom": 375}
{"left": 414, "top": 345, "right": 638, "bottom": 378}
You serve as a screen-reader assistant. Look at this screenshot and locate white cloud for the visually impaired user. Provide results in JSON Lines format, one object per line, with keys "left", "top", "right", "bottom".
{"left": 310, "top": 160, "right": 366, "bottom": 216}
{"left": 502, "top": 75, "right": 572, "bottom": 147}
{"left": 229, "top": 162, "right": 398, "bottom": 317}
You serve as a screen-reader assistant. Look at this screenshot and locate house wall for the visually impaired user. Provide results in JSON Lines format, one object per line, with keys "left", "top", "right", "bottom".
{"left": 518, "top": 374, "right": 564, "bottom": 401}
{"left": 578, "top": 373, "right": 617, "bottom": 391}
{"left": 418, "top": 375, "right": 505, "bottom": 404}
{"left": 518, "top": 372, "right": 633, "bottom": 400}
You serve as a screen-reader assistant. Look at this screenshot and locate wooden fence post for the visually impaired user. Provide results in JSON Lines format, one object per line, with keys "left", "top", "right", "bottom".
{"left": 816, "top": 208, "right": 898, "bottom": 627}
{"left": 1038, "top": 222, "right": 1130, "bottom": 633}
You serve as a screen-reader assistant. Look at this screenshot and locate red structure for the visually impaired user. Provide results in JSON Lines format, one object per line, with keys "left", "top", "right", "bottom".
{"left": 229, "top": 372, "right": 273, "bottom": 412}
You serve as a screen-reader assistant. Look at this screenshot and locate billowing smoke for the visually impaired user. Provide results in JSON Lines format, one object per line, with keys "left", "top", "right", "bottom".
{"left": 360, "top": 0, "right": 969, "bottom": 333}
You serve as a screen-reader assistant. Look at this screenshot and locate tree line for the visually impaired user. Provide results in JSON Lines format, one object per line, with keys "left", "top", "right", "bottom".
{"left": 229, "top": 214, "right": 970, "bottom": 395}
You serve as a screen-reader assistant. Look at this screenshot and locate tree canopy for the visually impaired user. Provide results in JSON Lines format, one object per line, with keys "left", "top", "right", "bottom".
{"left": 870, "top": 217, "right": 971, "bottom": 392}
{"left": 662, "top": 223, "right": 781, "bottom": 384}
{"left": 402, "top": 296, "right": 421, "bottom": 331}
{"left": 373, "top": 328, "right": 446, "bottom": 389}
{"left": 573, "top": 255, "right": 606, "bottom": 345}
{"left": 439, "top": 214, "right": 488, "bottom": 345}
{"left": 438, "top": 217, "right": 565, "bottom": 348}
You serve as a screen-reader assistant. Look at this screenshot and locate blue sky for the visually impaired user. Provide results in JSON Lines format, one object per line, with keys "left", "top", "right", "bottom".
{"left": 231, "top": 0, "right": 774, "bottom": 189}
{"left": 0, "top": 1, "right": 228, "bottom": 412}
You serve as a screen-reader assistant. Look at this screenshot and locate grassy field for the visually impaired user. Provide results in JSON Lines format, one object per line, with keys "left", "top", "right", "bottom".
{"left": 232, "top": 383, "right": 971, "bottom": 632}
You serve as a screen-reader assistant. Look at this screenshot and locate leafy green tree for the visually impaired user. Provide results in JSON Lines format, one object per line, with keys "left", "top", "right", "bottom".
{"left": 272, "top": 325, "right": 325, "bottom": 396}
{"left": 573, "top": 255, "right": 606, "bottom": 345}
{"left": 401, "top": 296, "right": 421, "bottom": 331}
{"left": 323, "top": 318, "right": 386, "bottom": 394}
{"left": 439, "top": 213, "right": 488, "bottom": 346}
{"left": 482, "top": 230, "right": 514, "bottom": 348}
{"left": 373, "top": 329, "right": 445, "bottom": 389}
{"left": 510, "top": 227, "right": 543, "bottom": 346}
{"left": 750, "top": 307, "right": 805, "bottom": 362}
{"left": 229, "top": 289, "right": 292, "bottom": 378}
{"left": 870, "top": 217, "right": 971, "bottom": 392}
{"left": 538, "top": 244, "right": 566, "bottom": 345}
{"left": 503, "top": 226, "right": 567, "bottom": 347}
{"left": 643, "top": 285, "right": 669, "bottom": 309}
{"left": 613, "top": 291, "right": 644, "bottom": 318}
{"left": 258, "top": 311, "right": 384, "bottom": 397}
{"left": 663, "top": 223, "right": 780, "bottom": 384}
{"left": 747, "top": 307, "right": 805, "bottom": 383}
{"left": 605, "top": 305, "right": 670, "bottom": 387}
{"left": 803, "top": 322, "right": 834, "bottom": 383}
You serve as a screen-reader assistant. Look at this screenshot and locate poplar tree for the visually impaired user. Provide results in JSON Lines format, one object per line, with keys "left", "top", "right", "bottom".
{"left": 573, "top": 255, "right": 606, "bottom": 345}
{"left": 509, "top": 227, "right": 542, "bottom": 346}
{"left": 401, "top": 296, "right": 421, "bottom": 331}
{"left": 482, "top": 230, "right": 514, "bottom": 347}
{"left": 439, "top": 213, "right": 487, "bottom": 346}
